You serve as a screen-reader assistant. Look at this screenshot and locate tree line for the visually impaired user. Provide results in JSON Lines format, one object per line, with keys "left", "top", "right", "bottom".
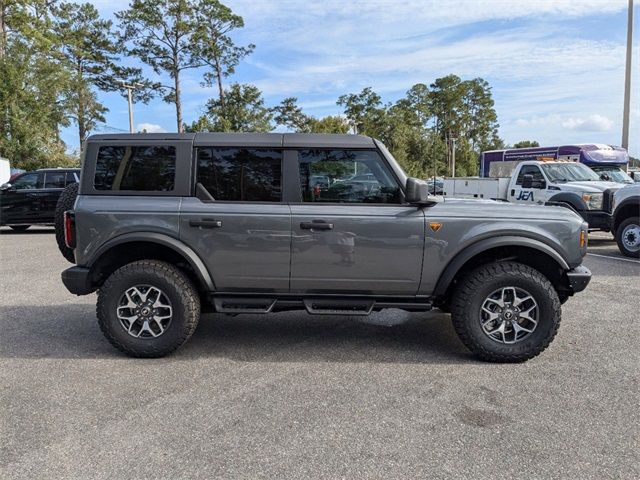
{"left": 1, "top": 0, "right": 510, "bottom": 177}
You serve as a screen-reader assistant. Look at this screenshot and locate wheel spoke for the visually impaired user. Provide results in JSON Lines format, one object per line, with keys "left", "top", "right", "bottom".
{"left": 479, "top": 286, "right": 538, "bottom": 345}
{"left": 117, "top": 284, "right": 173, "bottom": 339}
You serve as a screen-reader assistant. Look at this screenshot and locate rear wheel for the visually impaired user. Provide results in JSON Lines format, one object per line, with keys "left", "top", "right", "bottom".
{"left": 97, "top": 260, "right": 201, "bottom": 358}
{"left": 9, "top": 225, "right": 30, "bottom": 231}
{"left": 615, "top": 217, "right": 640, "bottom": 258}
{"left": 54, "top": 182, "right": 79, "bottom": 263}
{"left": 451, "top": 261, "right": 561, "bottom": 362}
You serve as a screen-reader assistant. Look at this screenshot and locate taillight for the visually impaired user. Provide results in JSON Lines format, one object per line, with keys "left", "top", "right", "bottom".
{"left": 64, "top": 211, "right": 76, "bottom": 249}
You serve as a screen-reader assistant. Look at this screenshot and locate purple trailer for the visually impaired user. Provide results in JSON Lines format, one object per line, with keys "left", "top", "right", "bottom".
{"left": 480, "top": 144, "right": 631, "bottom": 183}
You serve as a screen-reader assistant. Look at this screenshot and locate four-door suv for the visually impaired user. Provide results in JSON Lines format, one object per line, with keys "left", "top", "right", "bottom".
{"left": 1, "top": 168, "right": 80, "bottom": 230}
{"left": 60, "top": 133, "right": 591, "bottom": 362}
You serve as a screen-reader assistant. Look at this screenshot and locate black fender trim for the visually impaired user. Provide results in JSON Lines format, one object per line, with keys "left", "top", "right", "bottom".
{"left": 612, "top": 197, "right": 640, "bottom": 230}
{"left": 88, "top": 232, "right": 215, "bottom": 290}
{"left": 546, "top": 193, "right": 587, "bottom": 211}
{"left": 433, "top": 236, "right": 570, "bottom": 297}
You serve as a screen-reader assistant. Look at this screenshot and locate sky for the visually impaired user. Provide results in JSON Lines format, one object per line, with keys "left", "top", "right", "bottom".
{"left": 66, "top": 0, "right": 639, "bottom": 157}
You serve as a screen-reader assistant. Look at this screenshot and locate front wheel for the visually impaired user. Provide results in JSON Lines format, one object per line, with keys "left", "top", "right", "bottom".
{"left": 615, "top": 217, "right": 640, "bottom": 258}
{"left": 450, "top": 261, "right": 561, "bottom": 362}
{"left": 97, "top": 260, "right": 201, "bottom": 357}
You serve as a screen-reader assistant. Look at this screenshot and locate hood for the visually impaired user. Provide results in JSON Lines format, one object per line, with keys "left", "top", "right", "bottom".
{"left": 439, "top": 198, "right": 582, "bottom": 222}
{"left": 560, "top": 181, "right": 621, "bottom": 193}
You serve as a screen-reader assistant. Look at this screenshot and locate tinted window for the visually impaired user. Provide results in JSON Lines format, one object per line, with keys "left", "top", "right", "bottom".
{"left": 94, "top": 145, "right": 176, "bottom": 191}
{"left": 299, "top": 150, "right": 401, "bottom": 203}
{"left": 197, "top": 148, "right": 282, "bottom": 202}
{"left": 12, "top": 173, "right": 40, "bottom": 190}
{"left": 516, "top": 165, "right": 545, "bottom": 185}
{"left": 44, "top": 171, "right": 66, "bottom": 188}
{"left": 66, "top": 171, "right": 78, "bottom": 184}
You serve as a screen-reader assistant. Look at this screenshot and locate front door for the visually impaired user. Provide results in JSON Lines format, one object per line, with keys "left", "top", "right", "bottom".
{"left": 1, "top": 172, "right": 43, "bottom": 224}
{"left": 290, "top": 149, "right": 425, "bottom": 295}
{"left": 180, "top": 146, "right": 291, "bottom": 293}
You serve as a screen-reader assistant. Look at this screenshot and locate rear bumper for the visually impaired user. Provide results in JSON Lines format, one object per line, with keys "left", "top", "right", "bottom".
{"left": 565, "top": 265, "right": 591, "bottom": 294}
{"left": 582, "top": 211, "right": 611, "bottom": 230}
{"left": 61, "top": 266, "right": 94, "bottom": 295}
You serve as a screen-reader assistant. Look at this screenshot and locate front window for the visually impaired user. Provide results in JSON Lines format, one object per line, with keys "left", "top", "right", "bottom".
{"left": 540, "top": 162, "right": 600, "bottom": 183}
{"left": 12, "top": 173, "right": 41, "bottom": 190}
{"left": 298, "top": 149, "right": 401, "bottom": 203}
{"left": 590, "top": 166, "right": 633, "bottom": 184}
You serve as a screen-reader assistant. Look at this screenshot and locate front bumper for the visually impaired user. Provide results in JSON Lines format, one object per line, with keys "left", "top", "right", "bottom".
{"left": 61, "top": 266, "right": 95, "bottom": 295}
{"left": 565, "top": 265, "right": 591, "bottom": 294}
{"left": 582, "top": 210, "right": 611, "bottom": 230}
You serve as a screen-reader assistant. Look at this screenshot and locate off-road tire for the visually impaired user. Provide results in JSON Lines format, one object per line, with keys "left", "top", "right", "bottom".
{"left": 54, "top": 182, "right": 79, "bottom": 263}
{"left": 451, "top": 261, "right": 561, "bottom": 363}
{"left": 615, "top": 217, "right": 640, "bottom": 258}
{"left": 9, "top": 225, "right": 30, "bottom": 231}
{"left": 97, "top": 260, "right": 201, "bottom": 358}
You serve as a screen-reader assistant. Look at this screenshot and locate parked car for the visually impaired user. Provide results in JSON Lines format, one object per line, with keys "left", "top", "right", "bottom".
{"left": 611, "top": 183, "right": 640, "bottom": 258}
{"left": 0, "top": 168, "right": 80, "bottom": 230}
{"left": 59, "top": 133, "right": 591, "bottom": 362}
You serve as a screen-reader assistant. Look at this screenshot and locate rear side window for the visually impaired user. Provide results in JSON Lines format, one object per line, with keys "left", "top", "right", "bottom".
{"left": 44, "top": 171, "right": 66, "bottom": 188}
{"left": 94, "top": 145, "right": 176, "bottom": 191}
{"left": 298, "top": 149, "right": 401, "bottom": 203}
{"left": 197, "top": 148, "right": 282, "bottom": 202}
{"left": 66, "top": 171, "right": 78, "bottom": 184}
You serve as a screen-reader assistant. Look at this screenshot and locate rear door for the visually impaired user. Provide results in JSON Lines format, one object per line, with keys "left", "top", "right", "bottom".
{"left": 290, "top": 149, "right": 425, "bottom": 295}
{"left": 38, "top": 170, "right": 68, "bottom": 222}
{"left": 179, "top": 146, "right": 291, "bottom": 293}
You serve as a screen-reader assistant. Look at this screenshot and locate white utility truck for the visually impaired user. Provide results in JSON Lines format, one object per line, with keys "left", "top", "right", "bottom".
{"left": 443, "top": 160, "right": 621, "bottom": 231}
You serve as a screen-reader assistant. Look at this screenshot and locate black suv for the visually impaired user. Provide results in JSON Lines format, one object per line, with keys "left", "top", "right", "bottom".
{"left": 0, "top": 168, "right": 80, "bottom": 230}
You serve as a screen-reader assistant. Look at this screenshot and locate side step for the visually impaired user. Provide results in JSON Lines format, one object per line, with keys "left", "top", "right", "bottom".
{"left": 303, "top": 299, "right": 374, "bottom": 316}
{"left": 210, "top": 295, "right": 432, "bottom": 315}
{"left": 213, "top": 297, "right": 276, "bottom": 314}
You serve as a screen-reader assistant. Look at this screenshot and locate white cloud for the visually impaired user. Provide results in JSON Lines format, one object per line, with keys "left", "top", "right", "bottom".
{"left": 136, "top": 123, "right": 167, "bottom": 133}
{"left": 562, "top": 114, "right": 614, "bottom": 132}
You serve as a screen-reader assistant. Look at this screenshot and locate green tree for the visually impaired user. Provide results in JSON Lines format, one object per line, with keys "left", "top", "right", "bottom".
{"left": 272, "top": 97, "right": 349, "bottom": 134}
{"left": 513, "top": 140, "right": 540, "bottom": 148}
{"left": 117, "top": 0, "right": 203, "bottom": 132}
{"left": 0, "top": 1, "right": 76, "bottom": 169}
{"left": 186, "top": 83, "right": 272, "bottom": 132}
{"left": 54, "top": 2, "right": 152, "bottom": 148}
{"left": 192, "top": 0, "right": 253, "bottom": 110}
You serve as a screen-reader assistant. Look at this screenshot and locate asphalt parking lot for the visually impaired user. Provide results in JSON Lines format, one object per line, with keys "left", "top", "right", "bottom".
{"left": 1, "top": 227, "right": 638, "bottom": 479}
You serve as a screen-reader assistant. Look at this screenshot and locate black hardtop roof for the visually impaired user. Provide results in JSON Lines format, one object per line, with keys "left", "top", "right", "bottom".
{"left": 86, "top": 132, "right": 376, "bottom": 148}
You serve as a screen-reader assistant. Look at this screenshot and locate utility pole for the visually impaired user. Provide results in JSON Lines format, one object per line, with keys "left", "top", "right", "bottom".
{"left": 622, "top": 0, "right": 634, "bottom": 150}
{"left": 119, "top": 81, "right": 143, "bottom": 133}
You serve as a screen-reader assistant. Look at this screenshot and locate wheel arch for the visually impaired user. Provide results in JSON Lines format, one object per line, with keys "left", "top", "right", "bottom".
{"left": 87, "top": 233, "right": 215, "bottom": 292}
{"left": 546, "top": 192, "right": 587, "bottom": 212}
{"left": 613, "top": 199, "right": 640, "bottom": 233}
{"left": 433, "top": 236, "right": 570, "bottom": 302}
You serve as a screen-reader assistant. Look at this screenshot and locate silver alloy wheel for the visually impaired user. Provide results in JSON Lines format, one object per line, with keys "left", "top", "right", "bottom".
{"left": 117, "top": 285, "right": 173, "bottom": 338}
{"left": 479, "top": 286, "right": 538, "bottom": 344}
{"left": 622, "top": 223, "right": 640, "bottom": 252}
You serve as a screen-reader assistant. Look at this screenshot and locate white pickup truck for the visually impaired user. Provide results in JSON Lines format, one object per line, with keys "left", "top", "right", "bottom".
{"left": 444, "top": 160, "right": 621, "bottom": 231}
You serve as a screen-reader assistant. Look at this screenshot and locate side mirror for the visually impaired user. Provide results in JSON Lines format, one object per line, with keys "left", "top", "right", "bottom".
{"left": 0, "top": 182, "right": 11, "bottom": 191}
{"left": 406, "top": 177, "right": 443, "bottom": 206}
{"left": 521, "top": 174, "right": 533, "bottom": 189}
{"left": 599, "top": 173, "right": 611, "bottom": 181}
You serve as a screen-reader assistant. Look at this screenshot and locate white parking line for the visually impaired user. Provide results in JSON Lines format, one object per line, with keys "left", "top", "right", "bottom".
{"left": 587, "top": 253, "right": 640, "bottom": 264}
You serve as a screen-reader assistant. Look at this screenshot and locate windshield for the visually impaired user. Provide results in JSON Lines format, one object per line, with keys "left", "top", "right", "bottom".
{"left": 541, "top": 163, "right": 600, "bottom": 183}
{"left": 590, "top": 166, "right": 633, "bottom": 184}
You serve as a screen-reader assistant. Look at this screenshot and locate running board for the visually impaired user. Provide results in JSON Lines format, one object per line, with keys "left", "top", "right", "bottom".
{"left": 210, "top": 294, "right": 432, "bottom": 315}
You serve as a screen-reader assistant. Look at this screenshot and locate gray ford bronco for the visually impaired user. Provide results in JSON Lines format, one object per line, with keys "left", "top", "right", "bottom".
{"left": 59, "top": 133, "right": 591, "bottom": 361}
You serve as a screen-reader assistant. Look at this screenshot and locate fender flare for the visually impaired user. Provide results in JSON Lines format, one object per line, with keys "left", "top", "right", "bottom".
{"left": 433, "top": 235, "right": 570, "bottom": 297}
{"left": 88, "top": 232, "right": 215, "bottom": 291}
{"left": 612, "top": 197, "right": 640, "bottom": 230}
{"left": 546, "top": 192, "right": 587, "bottom": 212}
